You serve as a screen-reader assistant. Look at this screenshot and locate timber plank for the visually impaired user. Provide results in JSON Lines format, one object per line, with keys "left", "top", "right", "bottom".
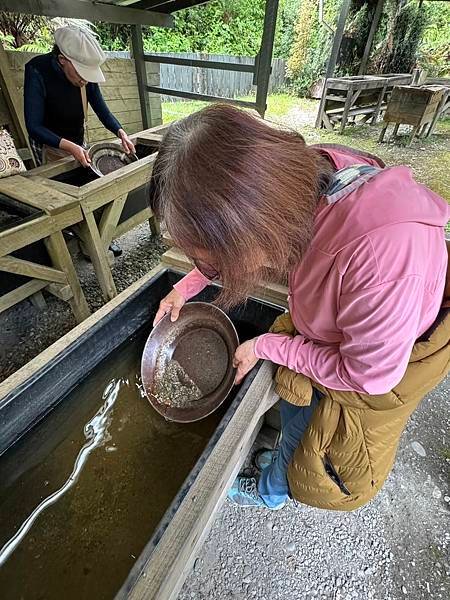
{"left": 0, "top": 175, "right": 79, "bottom": 213}
{"left": 126, "top": 362, "right": 278, "bottom": 600}
{"left": 0, "top": 255, "right": 66, "bottom": 284}
{"left": 0, "top": 207, "right": 81, "bottom": 256}
{"left": 0, "top": 279, "right": 48, "bottom": 314}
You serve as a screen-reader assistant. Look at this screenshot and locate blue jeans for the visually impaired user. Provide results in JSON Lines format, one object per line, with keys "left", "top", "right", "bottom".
{"left": 258, "top": 389, "right": 321, "bottom": 508}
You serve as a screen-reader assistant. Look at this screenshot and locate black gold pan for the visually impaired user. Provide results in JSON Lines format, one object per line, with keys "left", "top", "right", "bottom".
{"left": 88, "top": 142, "right": 138, "bottom": 177}
{"left": 141, "top": 302, "right": 239, "bottom": 423}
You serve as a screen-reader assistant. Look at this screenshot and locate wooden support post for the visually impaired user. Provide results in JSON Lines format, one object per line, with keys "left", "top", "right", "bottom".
{"left": 408, "top": 125, "right": 419, "bottom": 147}
{"left": 0, "top": 42, "right": 35, "bottom": 165}
{"left": 378, "top": 124, "right": 388, "bottom": 143}
{"left": 0, "top": 1, "right": 173, "bottom": 27}
{"left": 98, "top": 195, "right": 127, "bottom": 249}
{"left": 340, "top": 86, "right": 354, "bottom": 134}
{"left": 44, "top": 231, "right": 90, "bottom": 322}
{"left": 426, "top": 90, "right": 449, "bottom": 137}
{"left": 79, "top": 211, "right": 117, "bottom": 301}
{"left": 131, "top": 25, "right": 152, "bottom": 130}
{"left": 29, "top": 291, "right": 47, "bottom": 311}
{"left": 315, "top": 0, "right": 352, "bottom": 128}
{"left": 371, "top": 83, "right": 387, "bottom": 124}
{"left": 358, "top": 0, "right": 385, "bottom": 75}
{"left": 254, "top": 0, "right": 279, "bottom": 118}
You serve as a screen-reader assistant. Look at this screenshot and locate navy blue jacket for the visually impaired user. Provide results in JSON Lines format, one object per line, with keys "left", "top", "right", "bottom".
{"left": 24, "top": 53, "right": 122, "bottom": 148}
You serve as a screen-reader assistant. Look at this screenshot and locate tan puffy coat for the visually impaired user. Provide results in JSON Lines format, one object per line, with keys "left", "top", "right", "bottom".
{"left": 271, "top": 242, "right": 450, "bottom": 511}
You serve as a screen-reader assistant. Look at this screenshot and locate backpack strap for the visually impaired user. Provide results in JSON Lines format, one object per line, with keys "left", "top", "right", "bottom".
{"left": 325, "top": 164, "right": 381, "bottom": 205}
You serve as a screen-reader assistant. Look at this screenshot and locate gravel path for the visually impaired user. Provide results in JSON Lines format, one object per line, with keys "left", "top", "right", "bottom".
{"left": 178, "top": 380, "right": 449, "bottom": 600}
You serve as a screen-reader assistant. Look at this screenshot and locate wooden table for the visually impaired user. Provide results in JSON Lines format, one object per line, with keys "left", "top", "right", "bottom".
{"left": 0, "top": 175, "right": 90, "bottom": 322}
{"left": 378, "top": 85, "right": 447, "bottom": 146}
{"left": 23, "top": 125, "right": 169, "bottom": 302}
{"left": 315, "top": 74, "right": 412, "bottom": 133}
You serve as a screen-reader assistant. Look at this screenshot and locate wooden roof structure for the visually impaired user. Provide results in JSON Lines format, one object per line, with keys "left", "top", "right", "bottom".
{"left": 0, "top": 0, "right": 279, "bottom": 121}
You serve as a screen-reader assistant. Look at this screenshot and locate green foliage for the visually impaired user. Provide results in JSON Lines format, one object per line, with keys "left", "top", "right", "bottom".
{"left": 417, "top": 1, "right": 450, "bottom": 77}
{"left": 276, "top": 0, "right": 302, "bottom": 58}
{"left": 373, "top": 1, "right": 428, "bottom": 74}
{"left": 286, "top": 0, "right": 339, "bottom": 96}
{"left": 286, "top": 0, "right": 317, "bottom": 78}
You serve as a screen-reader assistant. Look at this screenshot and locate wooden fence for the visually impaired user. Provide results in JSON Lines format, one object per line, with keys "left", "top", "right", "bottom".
{"left": 109, "top": 51, "right": 287, "bottom": 101}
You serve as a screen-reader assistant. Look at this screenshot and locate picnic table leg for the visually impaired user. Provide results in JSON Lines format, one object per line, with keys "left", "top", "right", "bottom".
{"left": 339, "top": 88, "right": 353, "bottom": 134}
{"left": 378, "top": 123, "right": 388, "bottom": 143}
{"left": 426, "top": 92, "right": 447, "bottom": 138}
{"left": 419, "top": 123, "right": 429, "bottom": 138}
{"left": 392, "top": 123, "right": 400, "bottom": 138}
{"left": 371, "top": 84, "right": 387, "bottom": 124}
{"left": 408, "top": 125, "right": 419, "bottom": 147}
{"left": 149, "top": 215, "right": 160, "bottom": 236}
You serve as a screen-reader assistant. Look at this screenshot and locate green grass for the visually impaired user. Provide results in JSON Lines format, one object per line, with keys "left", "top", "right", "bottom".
{"left": 161, "top": 92, "right": 313, "bottom": 124}
{"left": 161, "top": 94, "right": 449, "bottom": 208}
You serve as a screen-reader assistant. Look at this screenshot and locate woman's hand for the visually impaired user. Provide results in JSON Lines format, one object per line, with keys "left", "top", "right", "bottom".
{"left": 60, "top": 139, "right": 91, "bottom": 167}
{"left": 118, "top": 129, "right": 135, "bottom": 155}
{"left": 153, "top": 288, "right": 186, "bottom": 326}
{"left": 233, "top": 338, "right": 259, "bottom": 385}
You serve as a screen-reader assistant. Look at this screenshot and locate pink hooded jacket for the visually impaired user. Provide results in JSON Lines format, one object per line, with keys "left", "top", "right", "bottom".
{"left": 173, "top": 147, "right": 449, "bottom": 395}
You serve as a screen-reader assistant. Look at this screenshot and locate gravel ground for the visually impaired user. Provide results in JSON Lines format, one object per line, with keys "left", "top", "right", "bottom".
{"left": 0, "top": 223, "right": 165, "bottom": 382}
{"left": 0, "top": 105, "right": 448, "bottom": 600}
{"left": 178, "top": 380, "right": 449, "bottom": 600}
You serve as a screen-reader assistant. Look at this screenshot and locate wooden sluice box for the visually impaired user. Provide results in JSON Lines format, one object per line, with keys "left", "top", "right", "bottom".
{"left": 0, "top": 265, "right": 284, "bottom": 600}
{"left": 23, "top": 129, "right": 165, "bottom": 302}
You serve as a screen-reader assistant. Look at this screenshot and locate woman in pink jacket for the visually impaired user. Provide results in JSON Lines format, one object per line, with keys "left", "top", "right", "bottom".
{"left": 149, "top": 104, "right": 449, "bottom": 510}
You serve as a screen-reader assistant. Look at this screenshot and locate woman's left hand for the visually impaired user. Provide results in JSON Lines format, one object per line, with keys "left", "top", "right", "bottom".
{"left": 118, "top": 129, "right": 135, "bottom": 154}
{"left": 233, "top": 338, "right": 259, "bottom": 385}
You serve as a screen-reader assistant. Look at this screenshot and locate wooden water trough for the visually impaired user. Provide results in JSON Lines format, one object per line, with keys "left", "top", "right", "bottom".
{"left": 0, "top": 263, "right": 285, "bottom": 599}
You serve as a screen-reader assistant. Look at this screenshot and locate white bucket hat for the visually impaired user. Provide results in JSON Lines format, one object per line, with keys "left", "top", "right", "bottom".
{"left": 54, "top": 26, "right": 106, "bottom": 83}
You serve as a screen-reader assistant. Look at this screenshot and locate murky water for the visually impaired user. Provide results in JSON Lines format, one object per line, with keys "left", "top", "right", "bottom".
{"left": 0, "top": 331, "right": 224, "bottom": 600}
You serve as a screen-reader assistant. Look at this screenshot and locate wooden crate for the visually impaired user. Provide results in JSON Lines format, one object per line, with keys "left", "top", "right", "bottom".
{"left": 379, "top": 85, "right": 447, "bottom": 145}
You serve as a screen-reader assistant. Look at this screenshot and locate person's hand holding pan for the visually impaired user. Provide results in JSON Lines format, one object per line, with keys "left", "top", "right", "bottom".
{"left": 153, "top": 288, "right": 186, "bottom": 326}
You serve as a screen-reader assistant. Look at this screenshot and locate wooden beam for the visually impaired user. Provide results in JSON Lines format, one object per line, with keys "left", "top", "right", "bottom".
{"left": 0, "top": 255, "right": 67, "bottom": 284}
{"left": 44, "top": 231, "right": 91, "bottom": 322}
{"left": 0, "top": 42, "right": 35, "bottom": 165}
{"left": 0, "top": 279, "right": 48, "bottom": 315}
{"left": 0, "top": 175, "right": 79, "bottom": 214}
{"left": 325, "top": 0, "right": 352, "bottom": 80}
{"left": 254, "top": 0, "right": 279, "bottom": 118}
{"left": 358, "top": 0, "right": 385, "bottom": 75}
{"left": 0, "top": 1, "right": 174, "bottom": 27}
{"left": 131, "top": 25, "right": 152, "bottom": 130}
{"left": 315, "top": 0, "right": 352, "bottom": 128}
{"left": 124, "top": 362, "right": 278, "bottom": 599}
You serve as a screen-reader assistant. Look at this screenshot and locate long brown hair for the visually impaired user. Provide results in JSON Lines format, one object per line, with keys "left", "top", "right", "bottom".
{"left": 149, "top": 104, "right": 333, "bottom": 308}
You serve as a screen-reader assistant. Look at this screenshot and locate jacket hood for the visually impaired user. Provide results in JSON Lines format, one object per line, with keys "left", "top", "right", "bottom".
{"left": 314, "top": 165, "right": 449, "bottom": 255}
